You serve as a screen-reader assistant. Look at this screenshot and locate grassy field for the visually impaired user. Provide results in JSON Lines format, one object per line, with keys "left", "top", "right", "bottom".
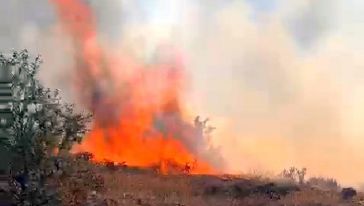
{"left": 51, "top": 155, "right": 364, "bottom": 206}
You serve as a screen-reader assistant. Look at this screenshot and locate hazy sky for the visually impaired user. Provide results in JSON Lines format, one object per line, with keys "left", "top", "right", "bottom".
{"left": 0, "top": 0, "right": 363, "bottom": 187}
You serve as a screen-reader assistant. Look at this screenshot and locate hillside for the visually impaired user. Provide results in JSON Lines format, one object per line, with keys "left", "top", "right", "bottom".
{"left": 50, "top": 154, "right": 364, "bottom": 206}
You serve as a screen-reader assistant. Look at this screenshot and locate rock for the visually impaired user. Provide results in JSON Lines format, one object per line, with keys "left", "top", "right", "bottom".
{"left": 341, "top": 187, "right": 357, "bottom": 200}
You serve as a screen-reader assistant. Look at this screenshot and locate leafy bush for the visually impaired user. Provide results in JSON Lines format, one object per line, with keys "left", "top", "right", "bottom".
{"left": 0, "top": 50, "right": 92, "bottom": 205}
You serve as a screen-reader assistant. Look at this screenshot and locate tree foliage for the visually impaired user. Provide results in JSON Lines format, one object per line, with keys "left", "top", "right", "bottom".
{"left": 0, "top": 50, "right": 92, "bottom": 205}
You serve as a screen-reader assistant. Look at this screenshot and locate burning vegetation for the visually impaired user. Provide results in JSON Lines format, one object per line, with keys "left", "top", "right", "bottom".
{"left": 51, "top": 0, "right": 219, "bottom": 174}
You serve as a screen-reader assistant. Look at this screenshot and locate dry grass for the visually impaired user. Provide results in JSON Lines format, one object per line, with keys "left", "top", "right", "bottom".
{"left": 51, "top": 156, "right": 364, "bottom": 206}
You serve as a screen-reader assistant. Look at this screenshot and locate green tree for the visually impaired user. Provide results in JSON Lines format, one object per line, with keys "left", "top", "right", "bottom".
{"left": 0, "top": 50, "right": 91, "bottom": 205}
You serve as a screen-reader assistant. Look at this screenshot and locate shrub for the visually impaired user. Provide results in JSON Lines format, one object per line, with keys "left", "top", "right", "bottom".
{"left": 0, "top": 50, "right": 92, "bottom": 205}
{"left": 280, "top": 167, "right": 307, "bottom": 185}
{"left": 307, "top": 177, "right": 340, "bottom": 191}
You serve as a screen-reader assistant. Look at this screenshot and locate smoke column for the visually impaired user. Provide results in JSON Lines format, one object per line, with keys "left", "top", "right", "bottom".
{"left": 50, "top": 0, "right": 224, "bottom": 173}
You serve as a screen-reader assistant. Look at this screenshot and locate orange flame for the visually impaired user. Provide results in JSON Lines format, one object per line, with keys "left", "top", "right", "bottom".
{"left": 51, "top": 0, "right": 214, "bottom": 174}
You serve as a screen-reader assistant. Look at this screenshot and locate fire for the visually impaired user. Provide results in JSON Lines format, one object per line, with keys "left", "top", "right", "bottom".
{"left": 51, "top": 0, "right": 214, "bottom": 174}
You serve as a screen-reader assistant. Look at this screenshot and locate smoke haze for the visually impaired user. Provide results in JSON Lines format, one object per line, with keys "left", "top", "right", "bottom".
{"left": 0, "top": 0, "right": 363, "bottom": 186}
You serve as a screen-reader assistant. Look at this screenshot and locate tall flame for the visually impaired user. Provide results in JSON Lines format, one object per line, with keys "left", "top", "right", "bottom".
{"left": 51, "top": 0, "right": 213, "bottom": 174}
